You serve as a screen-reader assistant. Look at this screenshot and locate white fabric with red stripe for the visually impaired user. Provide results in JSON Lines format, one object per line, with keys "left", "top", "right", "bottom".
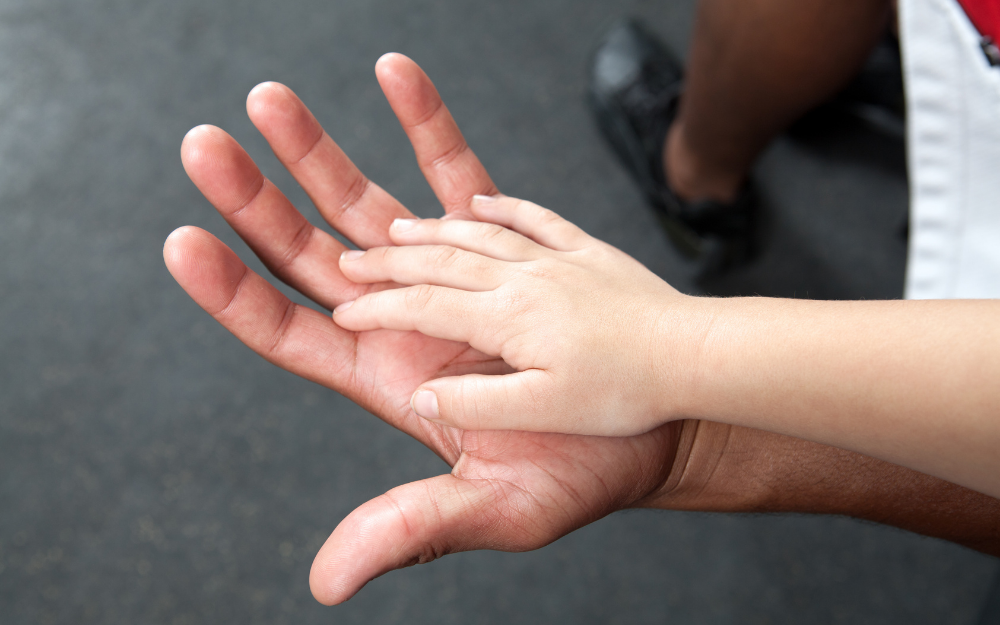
{"left": 901, "top": 0, "right": 1000, "bottom": 299}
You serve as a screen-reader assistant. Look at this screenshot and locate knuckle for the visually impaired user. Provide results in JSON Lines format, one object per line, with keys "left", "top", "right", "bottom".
{"left": 519, "top": 257, "right": 559, "bottom": 281}
{"left": 480, "top": 222, "right": 508, "bottom": 243}
{"left": 582, "top": 243, "right": 614, "bottom": 264}
{"left": 511, "top": 198, "right": 533, "bottom": 216}
{"left": 404, "top": 284, "right": 436, "bottom": 309}
{"left": 461, "top": 378, "right": 490, "bottom": 430}
{"left": 517, "top": 199, "right": 555, "bottom": 223}
{"left": 492, "top": 286, "right": 531, "bottom": 320}
{"left": 372, "top": 245, "right": 395, "bottom": 265}
{"left": 427, "top": 245, "right": 460, "bottom": 269}
{"left": 356, "top": 292, "right": 382, "bottom": 315}
{"left": 428, "top": 139, "right": 469, "bottom": 171}
{"left": 450, "top": 380, "right": 473, "bottom": 426}
{"left": 536, "top": 206, "right": 562, "bottom": 226}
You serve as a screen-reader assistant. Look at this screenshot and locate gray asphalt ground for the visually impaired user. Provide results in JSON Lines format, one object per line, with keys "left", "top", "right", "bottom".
{"left": 1, "top": 1, "right": 997, "bottom": 623}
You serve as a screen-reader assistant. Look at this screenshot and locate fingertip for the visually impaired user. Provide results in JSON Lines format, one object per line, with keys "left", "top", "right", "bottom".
{"left": 180, "top": 125, "right": 234, "bottom": 178}
{"left": 179, "top": 126, "right": 264, "bottom": 213}
{"left": 471, "top": 194, "right": 501, "bottom": 205}
{"left": 411, "top": 389, "right": 440, "bottom": 421}
{"left": 309, "top": 476, "right": 497, "bottom": 606}
{"left": 330, "top": 299, "right": 364, "bottom": 331}
{"left": 163, "top": 225, "right": 206, "bottom": 269}
{"left": 182, "top": 123, "right": 212, "bottom": 144}
{"left": 309, "top": 555, "right": 351, "bottom": 606}
{"left": 248, "top": 80, "right": 284, "bottom": 99}
{"left": 163, "top": 225, "right": 212, "bottom": 272}
{"left": 163, "top": 224, "right": 193, "bottom": 253}
{"left": 181, "top": 124, "right": 222, "bottom": 157}
{"left": 246, "top": 81, "right": 294, "bottom": 120}
{"left": 182, "top": 124, "right": 224, "bottom": 143}
{"left": 375, "top": 53, "right": 442, "bottom": 126}
{"left": 332, "top": 299, "right": 355, "bottom": 315}
{"left": 374, "top": 52, "right": 411, "bottom": 77}
{"left": 387, "top": 217, "right": 420, "bottom": 242}
{"left": 161, "top": 227, "right": 247, "bottom": 313}
{"left": 308, "top": 497, "right": 404, "bottom": 606}
{"left": 244, "top": 83, "right": 323, "bottom": 164}
{"left": 468, "top": 193, "right": 505, "bottom": 219}
{"left": 246, "top": 81, "right": 279, "bottom": 114}
{"left": 335, "top": 251, "right": 365, "bottom": 286}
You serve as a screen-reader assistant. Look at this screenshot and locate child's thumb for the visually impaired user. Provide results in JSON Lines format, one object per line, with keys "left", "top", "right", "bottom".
{"left": 411, "top": 370, "right": 563, "bottom": 433}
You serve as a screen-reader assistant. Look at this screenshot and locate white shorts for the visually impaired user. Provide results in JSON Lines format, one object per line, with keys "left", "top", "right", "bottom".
{"left": 900, "top": 0, "right": 1000, "bottom": 299}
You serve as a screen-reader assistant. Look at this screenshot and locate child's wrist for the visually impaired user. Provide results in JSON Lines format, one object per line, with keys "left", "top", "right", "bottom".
{"left": 647, "top": 294, "right": 730, "bottom": 427}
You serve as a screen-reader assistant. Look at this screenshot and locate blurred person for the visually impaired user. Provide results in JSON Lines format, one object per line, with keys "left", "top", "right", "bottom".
{"left": 587, "top": 0, "right": 1000, "bottom": 296}
{"left": 164, "top": 54, "right": 1000, "bottom": 606}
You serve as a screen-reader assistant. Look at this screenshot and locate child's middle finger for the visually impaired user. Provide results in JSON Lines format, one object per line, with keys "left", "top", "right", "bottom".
{"left": 339, "top": 244, "right": 512, "bottom": 292}
{"left": 388, "top": 217, "right": 550, "bottom": 262}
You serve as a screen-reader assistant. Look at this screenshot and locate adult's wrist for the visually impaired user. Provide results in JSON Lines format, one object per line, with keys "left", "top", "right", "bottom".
{"left": 635, "top": 420, "right": 1000, "bottom": 557}
{"left": 635, "top": 420, "right": 774, "bottom": 513}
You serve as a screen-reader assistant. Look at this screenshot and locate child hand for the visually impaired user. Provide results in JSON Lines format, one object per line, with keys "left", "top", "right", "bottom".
{"left": 332, "top": 194, "right": 715, "bottom": 436}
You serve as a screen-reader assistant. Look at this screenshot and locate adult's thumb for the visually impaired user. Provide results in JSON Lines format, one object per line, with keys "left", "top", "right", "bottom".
{"left": 309, "top": 474, "right": 524, "bottom": 605}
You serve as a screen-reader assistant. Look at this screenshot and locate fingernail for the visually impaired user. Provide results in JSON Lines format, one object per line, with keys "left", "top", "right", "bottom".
{"left": 340, "top": 250, "right": 364, "bottom": 261}
{"left": 333, "top": 300, "right": 354, "bottom": 314}
{"left": 392, "top": 218, "right": 418, "bottom": 232}
{"left": 411, "top": 390, "right": 439, "bottom": 420}
{"left": 472, "top": 194, "right": 498, "bottom": 206}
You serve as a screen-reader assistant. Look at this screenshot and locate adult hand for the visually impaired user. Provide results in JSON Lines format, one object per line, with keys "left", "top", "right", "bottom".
{"left": 163, "top": 53, "right": 682, "bottom": 604}
{"left": 332, "top": 196, "right": 714, "bottom": 436}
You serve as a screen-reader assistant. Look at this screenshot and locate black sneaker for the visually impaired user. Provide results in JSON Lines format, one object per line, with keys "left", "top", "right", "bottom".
{"left": 588, "top": 19, "right": 754, "bottom": 263}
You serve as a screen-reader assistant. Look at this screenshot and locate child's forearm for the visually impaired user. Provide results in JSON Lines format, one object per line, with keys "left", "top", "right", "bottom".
{"left": 670, "top": 298, "right": 1000, "bottom": 498}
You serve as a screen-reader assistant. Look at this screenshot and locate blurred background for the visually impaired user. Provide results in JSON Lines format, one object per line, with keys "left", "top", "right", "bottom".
{"left": 1, "top": 0, "right": 997, "bottom": 623}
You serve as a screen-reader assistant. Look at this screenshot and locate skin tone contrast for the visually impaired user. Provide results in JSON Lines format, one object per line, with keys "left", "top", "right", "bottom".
{"left": 164, "top": 53, "right": 1000, "bottom": 606}
{"left": 333, "top": 195, "right": 1000, "bottom": 501}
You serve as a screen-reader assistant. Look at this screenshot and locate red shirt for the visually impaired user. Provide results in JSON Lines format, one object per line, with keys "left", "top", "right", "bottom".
{"left": 957, "top": 0, "right": 1000, "bottom": 41}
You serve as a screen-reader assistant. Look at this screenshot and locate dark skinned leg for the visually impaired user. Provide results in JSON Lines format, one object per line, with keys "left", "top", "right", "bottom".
{"left": 667, "top": 0, "right": 893, "bottom": 203}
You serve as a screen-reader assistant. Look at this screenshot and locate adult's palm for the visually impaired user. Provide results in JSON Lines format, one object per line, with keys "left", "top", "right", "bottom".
{"left": 164, "top": 54, "right": 680, "bottom": 605}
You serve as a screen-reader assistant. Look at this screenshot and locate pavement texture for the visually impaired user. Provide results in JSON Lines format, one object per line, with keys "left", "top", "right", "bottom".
{"left": 1, "top": 0, "right": 997, "bottom": 623}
